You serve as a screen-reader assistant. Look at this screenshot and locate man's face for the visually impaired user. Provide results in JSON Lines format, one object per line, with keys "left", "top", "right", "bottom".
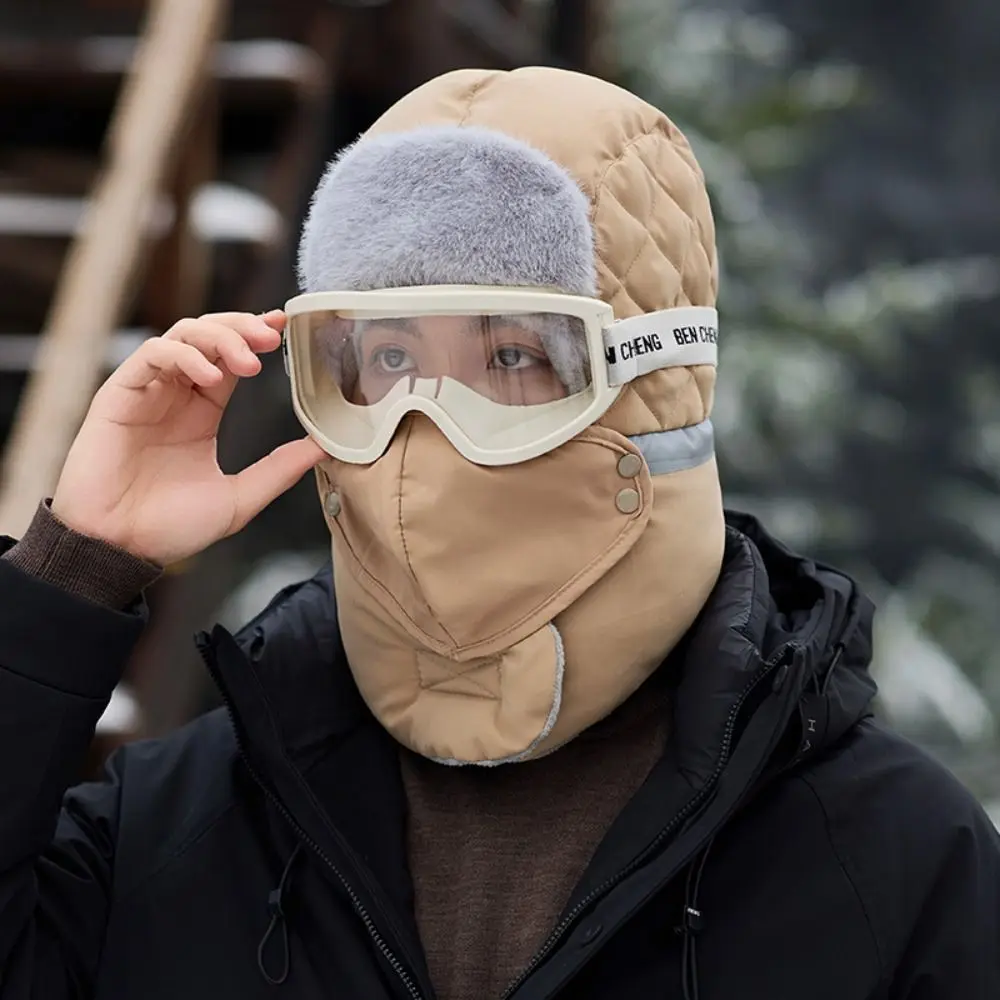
{"left": 349, "top": 314, "right": 571, "bottom": 406}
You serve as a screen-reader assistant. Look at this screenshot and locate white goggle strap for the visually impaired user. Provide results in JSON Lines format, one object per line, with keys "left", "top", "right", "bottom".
{"left": 602, "top": 306, "right": 719, "bottom": 387}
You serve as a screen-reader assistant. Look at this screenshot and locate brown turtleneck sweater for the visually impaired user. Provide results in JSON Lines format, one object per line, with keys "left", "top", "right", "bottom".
{"left": 4, "top": 503, "right": 670, "bottom": 1000}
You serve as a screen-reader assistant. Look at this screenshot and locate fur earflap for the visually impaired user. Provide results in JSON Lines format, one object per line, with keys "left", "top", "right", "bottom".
{"left": 297, "top": 125, "right": 597, "bottom": 297}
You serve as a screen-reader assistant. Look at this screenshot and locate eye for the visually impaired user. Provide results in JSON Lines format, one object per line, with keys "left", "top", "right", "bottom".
{"left": 492, "top": 347, "right": 542, "bottom": 371}
{"left": 371, "top": 346, "right": 415, "bottom": 374}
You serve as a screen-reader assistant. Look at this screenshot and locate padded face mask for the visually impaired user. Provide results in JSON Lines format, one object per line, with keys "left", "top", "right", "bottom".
{"left": 321, "top": 421, "right": 653, "bottom": 762}
{"left": 319, "top": 419, "right": 722, "bottom": 765}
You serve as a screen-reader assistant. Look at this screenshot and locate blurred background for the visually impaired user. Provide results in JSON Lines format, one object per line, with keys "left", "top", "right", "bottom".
{"left": 1, "top": 0, "right": 997, "bottom": 822}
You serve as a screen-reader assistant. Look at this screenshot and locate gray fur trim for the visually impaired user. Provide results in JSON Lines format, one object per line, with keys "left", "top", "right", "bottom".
{"left": 537, "top": 316, "right": 590, "bottom": 395}
{"left": 297, "top": 125, "right": 597, "bottom": 297}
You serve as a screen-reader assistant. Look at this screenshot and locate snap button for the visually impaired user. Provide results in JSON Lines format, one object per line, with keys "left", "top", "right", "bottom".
{"left": 580, "top": 922, "right": 603, "bottom": 946}
{"left": 615, "top": 488, "right": 640, "bottom": 514}
{"left": 324, "top": 491, "right": 342, "bottom": 518}
{"left": 616, "top": 453, "right": 642, "bottom": 479}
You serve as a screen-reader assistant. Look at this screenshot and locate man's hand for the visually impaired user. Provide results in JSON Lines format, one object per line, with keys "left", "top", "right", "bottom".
{"left": 51, "top": 310, "right": 326, "bottom": 566}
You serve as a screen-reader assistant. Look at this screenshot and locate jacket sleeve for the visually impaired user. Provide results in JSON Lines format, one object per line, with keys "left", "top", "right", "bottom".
{"left": 885, "top": 764, "right": 1000, "bottom": 997}
{"left": 0, "top": 551, "right": 147, "bottom": 999}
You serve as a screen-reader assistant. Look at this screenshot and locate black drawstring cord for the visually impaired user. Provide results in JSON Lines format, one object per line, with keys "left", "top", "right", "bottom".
{"left": 677, "top": 836, "right": 715, "bottom": 1000}
{"left": 257, "top": 843, "right": 304, "bottom": 985}
{"left": 820, "top": 642, "right": 845, "bottom": 695}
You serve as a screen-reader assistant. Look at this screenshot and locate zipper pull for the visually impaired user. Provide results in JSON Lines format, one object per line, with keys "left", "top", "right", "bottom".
{"left": 257, "top": 843, "right": 303, "bottom": 985}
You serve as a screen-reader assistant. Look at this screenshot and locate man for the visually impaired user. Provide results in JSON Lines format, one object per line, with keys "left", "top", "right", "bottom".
{"left": 1, "top": 67, "right": 997, "bottom": 1000}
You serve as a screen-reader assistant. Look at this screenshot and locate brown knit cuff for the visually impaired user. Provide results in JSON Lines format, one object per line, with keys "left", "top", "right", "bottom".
{"left": 2, "top": 501, "right": 162, "bottom": 610}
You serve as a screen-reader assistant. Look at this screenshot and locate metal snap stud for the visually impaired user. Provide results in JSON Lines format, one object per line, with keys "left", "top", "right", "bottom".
{"left": 324, "top": 491, "right": 342, "bottom": 518}
{"left": 616, "top": 453, "right": 642, "bottom": 479}
{"left": 615, "top": 488, "right": 640, "bottom": 514}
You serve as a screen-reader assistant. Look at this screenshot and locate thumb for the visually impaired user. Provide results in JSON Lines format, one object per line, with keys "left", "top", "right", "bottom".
{"left": 229, "top": 436, "right": 327, "bottom": 534}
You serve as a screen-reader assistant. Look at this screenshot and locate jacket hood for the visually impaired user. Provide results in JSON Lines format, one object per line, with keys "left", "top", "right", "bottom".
{"left": 674, "top": 511, "right": 876, "bottom": 789}
{"left": 209, "top": 510, "right": 876, "bottom": 800}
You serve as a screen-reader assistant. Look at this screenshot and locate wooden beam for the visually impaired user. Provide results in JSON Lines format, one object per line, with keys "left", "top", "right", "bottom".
{"left": 549, "top": 0, "right": 604, "bottom": 74}
{"left": 0, "top": 0, "right": 230, "bottom": 537}
{"left": 141, "top": 83, "right": 218, "bottom": 329}
{"left": 440, "top": 0, "right": 553, "bottom": 67}
{"left": 0, "top": 331, "right": 150, "bottom": 373}
{"left": 121, "top": 3, "right": 343, "bottom": 742}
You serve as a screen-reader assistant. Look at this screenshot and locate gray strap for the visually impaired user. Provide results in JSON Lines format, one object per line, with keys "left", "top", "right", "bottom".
{"left": 629, "top": 419, "right": 715, "bottom": 476}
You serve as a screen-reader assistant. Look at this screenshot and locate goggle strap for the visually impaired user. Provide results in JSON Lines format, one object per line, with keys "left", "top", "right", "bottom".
{"left": 603, "top": 306, "right": 718, "bottom": 387}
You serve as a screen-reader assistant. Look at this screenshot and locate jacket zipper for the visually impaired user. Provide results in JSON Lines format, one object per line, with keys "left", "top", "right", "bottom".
{"left": 200, "top": 645, "right": 425, "bottom": 1000}
{"left": 499, "top": 642, "right": 797, "bottom": 1000}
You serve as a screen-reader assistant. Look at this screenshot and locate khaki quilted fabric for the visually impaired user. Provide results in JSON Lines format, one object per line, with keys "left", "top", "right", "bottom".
{"left": 364, "top": 66, "right": 719, "bottom": 437}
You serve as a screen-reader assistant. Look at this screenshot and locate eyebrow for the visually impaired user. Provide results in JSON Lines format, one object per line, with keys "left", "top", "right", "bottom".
{"left": 355, "top": 314, "right": 546, "bottom": 339}
{"left": 464, "top": 314, "right": 543, "bottom": 336}
{"left": 357, "top": 317, "right": 422, "bottom": 338}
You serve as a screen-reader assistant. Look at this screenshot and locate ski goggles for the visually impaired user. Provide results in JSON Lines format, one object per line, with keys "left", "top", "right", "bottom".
{"left": 283, "top": 286, "right": 718, "bottom": 466}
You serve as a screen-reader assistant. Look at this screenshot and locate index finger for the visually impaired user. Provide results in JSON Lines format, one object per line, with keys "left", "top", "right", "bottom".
{"left": 186, "top": 312, "right": 283, "bottom": 352}
{"left": 199, "top": 310, "right": 285, "bottom": 330}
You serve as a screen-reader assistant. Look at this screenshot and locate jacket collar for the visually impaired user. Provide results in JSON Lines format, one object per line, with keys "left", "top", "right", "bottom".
{"left": 203, "top": 510, "right": 876, "bottom": 800}
{"left": 199, "top": 511, "right": 876, "bottom": 996}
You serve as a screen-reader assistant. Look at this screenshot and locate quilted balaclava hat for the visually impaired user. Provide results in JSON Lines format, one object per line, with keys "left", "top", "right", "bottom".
{"left": 296, "top": 67, "right": 725, "bottom": 765}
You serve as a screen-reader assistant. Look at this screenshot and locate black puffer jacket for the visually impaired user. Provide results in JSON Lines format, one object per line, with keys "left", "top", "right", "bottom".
{"left": 0, "top": 513, "right": 997, "bottom": 999}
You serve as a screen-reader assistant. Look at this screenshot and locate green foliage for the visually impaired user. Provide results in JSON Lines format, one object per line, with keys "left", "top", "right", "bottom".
{"left": 608, "top": 0, "right": 1000, "bottom": 807}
